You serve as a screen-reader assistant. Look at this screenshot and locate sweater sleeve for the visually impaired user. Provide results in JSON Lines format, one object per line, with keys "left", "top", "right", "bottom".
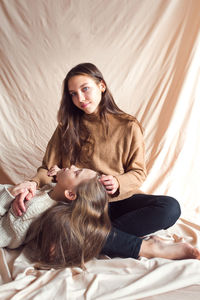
{"left": 0, "top": 192, "right": 56, "bottom": 249}
{"left": 114, "top": 121, "right": 147, "bottom": 198}
{"left": 0, "top": 185, "right": 15, "bottom": 216}
{"left": 31, "top": 126, "right": 62, "bottom": 188}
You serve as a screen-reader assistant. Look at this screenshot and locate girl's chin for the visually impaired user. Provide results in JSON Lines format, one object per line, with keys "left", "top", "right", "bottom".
{"left": 83, "top": 106, "right": 99, "bottom": 115}
{"left": 83, "top": 108, "right": 96, "bottom": 114}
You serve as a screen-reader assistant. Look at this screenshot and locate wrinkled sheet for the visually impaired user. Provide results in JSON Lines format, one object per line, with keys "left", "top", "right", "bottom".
{"left": 0, "top": 0, "right": 200, "bottom": 299}
{"left": 0, "top": 219, "right": 200, "bottom": 300}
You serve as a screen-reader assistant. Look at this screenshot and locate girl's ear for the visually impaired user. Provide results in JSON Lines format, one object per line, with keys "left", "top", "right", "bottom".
{"left": 99, "top": 80, "right": 106, "bottom": 92}
{"left": 64, "top": 190, "right": 77, "bottom": 201}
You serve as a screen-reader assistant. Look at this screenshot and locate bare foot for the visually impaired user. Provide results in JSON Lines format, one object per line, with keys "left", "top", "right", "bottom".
{"left": 139, "top": 236, "right": 200, "bottom": 260}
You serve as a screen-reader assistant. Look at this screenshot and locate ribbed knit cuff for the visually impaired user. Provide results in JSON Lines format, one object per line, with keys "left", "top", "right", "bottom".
{"left": 0, "top": 185, "right": 15, "bottom": 216}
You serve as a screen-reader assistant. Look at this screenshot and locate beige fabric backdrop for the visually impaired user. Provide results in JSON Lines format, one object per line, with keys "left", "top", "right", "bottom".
{"left": 1, "top": 1, "right": 200, "bottom": 299}
{"left": 1, "top": 0, "right": 200, "bottom": 222}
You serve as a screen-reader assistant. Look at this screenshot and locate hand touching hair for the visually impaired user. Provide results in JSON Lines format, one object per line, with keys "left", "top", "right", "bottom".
{"left": 24, "top": 176, "right": 111, "bottom": 269}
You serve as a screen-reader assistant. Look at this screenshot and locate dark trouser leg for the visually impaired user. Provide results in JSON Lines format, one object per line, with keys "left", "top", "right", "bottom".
{"left": 102, "top": 227, "right": 142, "bottom": 259}
{"left": 109, "top": 194, "right": 181, "bottom": 237}
{"left": 101, "top": 194, "right": 181, "bottom": 259}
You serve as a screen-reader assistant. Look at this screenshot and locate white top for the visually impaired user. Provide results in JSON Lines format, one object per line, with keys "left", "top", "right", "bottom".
{"left": 0, "top": 184, "right": 56, "bottom": 249}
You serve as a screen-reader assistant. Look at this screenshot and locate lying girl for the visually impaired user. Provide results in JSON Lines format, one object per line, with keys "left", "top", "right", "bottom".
{"left": 0, "top": 166, "right": 110, "bottom": 257}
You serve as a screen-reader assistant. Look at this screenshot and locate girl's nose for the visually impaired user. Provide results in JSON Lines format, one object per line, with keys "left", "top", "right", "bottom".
{"left": 70, "top": 165, "right": 77, "bottom": 170}
{"left": 77, "top": 92, "right": 85, "bottom": 103}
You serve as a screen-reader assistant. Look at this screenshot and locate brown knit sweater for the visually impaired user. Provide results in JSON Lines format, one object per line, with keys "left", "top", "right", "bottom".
{"left": 32, "top": 112, "right": 147, "bottom": 201}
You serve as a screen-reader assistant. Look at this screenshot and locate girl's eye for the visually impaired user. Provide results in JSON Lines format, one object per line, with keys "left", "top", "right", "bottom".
{"left": 75, "top": 169, "right": 82, "bottom": 177}
{"left": 82, "top": 87, "right": 89, "bottom": 92}
{"left": 70, "top": 92, "right": 76, "bottom": 97}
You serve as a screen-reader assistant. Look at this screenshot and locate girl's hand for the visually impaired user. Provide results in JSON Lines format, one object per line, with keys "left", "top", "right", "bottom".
{"left": 100, "top": 175, "right": 119, "bottom": 195}
{"left": 47, "top": 165, "right": 61, "bottom": 176}
{"left": 8, "top": 185, "right": 28, "bottom": 198}
{"left": 10, "top": 181, "right": 37, "bottom": 216}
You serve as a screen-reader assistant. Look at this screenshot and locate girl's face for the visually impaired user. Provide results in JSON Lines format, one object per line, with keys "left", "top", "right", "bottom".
{"left": 56, "top": 165, "right": 97, "bottom": 189}
{"left": 68, "top": 75, "right": 106, "bottom": 114}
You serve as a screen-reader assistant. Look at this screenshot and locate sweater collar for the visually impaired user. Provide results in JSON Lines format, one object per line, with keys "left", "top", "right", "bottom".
{"left": 82, "top": 110, "right": 101, "bottom": 121}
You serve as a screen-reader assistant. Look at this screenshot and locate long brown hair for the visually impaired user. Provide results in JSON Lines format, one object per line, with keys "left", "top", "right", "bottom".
{"left": 57, "top": 62, "right": 140, "bottom": 164}
{"left": 24, "top": 176, "right": 111, "bottom": 269}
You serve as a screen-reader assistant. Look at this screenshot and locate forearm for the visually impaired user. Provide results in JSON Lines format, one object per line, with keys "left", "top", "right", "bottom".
{"left": 113, "top": 122, "right": 147, "bottom": 198}
{"left": 31, "top": 167, "right": 53, "bottom": 188}
{"left": 31, "top": 126, "right": 62, "bottom": 188}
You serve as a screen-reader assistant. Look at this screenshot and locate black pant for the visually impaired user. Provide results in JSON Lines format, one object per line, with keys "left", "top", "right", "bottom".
{"left": 102, "top": 194, "right": 181, "bottom": 259}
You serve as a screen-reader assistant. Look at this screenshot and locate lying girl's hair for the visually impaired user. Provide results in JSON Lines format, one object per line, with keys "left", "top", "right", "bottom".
{"left": 24, "top": 176, "right": 111, "bottom": 269}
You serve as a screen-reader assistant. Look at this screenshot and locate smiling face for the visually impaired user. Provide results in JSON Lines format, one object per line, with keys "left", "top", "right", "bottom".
{"left": 56, "top": 165, "right": 97, "bottom": 190}
{"left": 68, "top": 75, "right": 106, "bottom": 114}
